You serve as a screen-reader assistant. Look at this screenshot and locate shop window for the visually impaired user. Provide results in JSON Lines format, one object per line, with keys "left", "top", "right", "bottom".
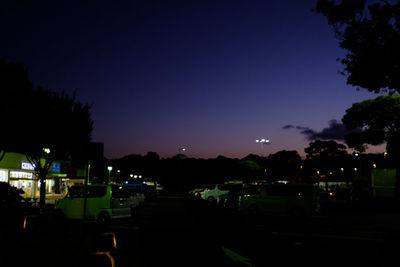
{"left": 9, "top": 171, "right": 33, "bottom": 179}
{"left": 0, "top": 170, "right": 7, "bottom": 182}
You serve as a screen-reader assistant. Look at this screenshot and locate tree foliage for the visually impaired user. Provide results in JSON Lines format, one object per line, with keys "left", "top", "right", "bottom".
{"left": 0, "top": 58, "right": 93, "bottom": 209}
{"left": 303, "top": 140, "right": 349, "bottom": 179}
{"left": 266, "top": 150, "right": 301, "bottom": 180}
{"left": 315, "top": 0, "right": 400, "bottom": 93}
{"left": 342, "top": 95, "right": 400, "bottom": 156}
{"left": 305, "top": 140, "right": 347, "bottom": 159}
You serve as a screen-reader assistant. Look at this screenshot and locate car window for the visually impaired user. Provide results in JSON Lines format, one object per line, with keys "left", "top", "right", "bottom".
{"left": 126, "top": 184, "right": 144, "bottom": 193}
{"left": 69, "top": 186, "right": 84, "bottom": 198}
{"left": 204, "top": 185, "right": 216, "bottom": 190}
{"left": 126, "top": 186, "right": 141, "bottom": 195}
{"left": 218, "top": 184, "right": 230, "bottom": 191}
{"left": 112, "top": 186, "right": 130, "bottom": 198}
{"left": 68, "top": 186, "right": 107, "bottom": 198}
{"left": 87, "top": 186, "right": 107, "bottom": 198}
{"left": 219, "top": 184, "right": 242, "bottom": 191}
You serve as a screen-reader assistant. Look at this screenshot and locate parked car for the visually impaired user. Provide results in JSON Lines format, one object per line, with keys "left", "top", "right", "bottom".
{"left": 188, "top": 185, "right": 211, "bottom": 199}
{"left": 239, "top": 183, "right": 320, "bottom": 216}
{"left": 125, "top": 183, "right": 146, "bottom": 203}
{"left": 55, "top": 184, "right": 137, "bottom": 223}
{"left": 219, "top": 184, "right": 260, "bottom": 210}
{"left": 202, "top": 183, "right": 243, "bottom": 204}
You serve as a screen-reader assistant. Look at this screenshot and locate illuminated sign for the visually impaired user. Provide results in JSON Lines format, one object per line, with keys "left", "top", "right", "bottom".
{"left": 52, "top": 163, "right": 60, "bottom": 172}
{"left": 21, "top": 162, "right": 36, "bottom": 170}
{"left": 10, "top": 171, "right": 33, "bottom": 179}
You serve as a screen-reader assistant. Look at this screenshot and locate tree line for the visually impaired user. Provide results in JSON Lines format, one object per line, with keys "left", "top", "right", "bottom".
{"left": 104, "top": 141, "right": 392, "bottom": 193}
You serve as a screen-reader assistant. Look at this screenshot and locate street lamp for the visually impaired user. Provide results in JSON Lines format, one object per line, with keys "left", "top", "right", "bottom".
{"left": 107, "top": 166, "right": 113, "bottom": 182}
{"left": 255, "top": 138, "right": 270, "bottom": 155}
{"left": 255, "top": 138, "right": 270, "bottom": 144}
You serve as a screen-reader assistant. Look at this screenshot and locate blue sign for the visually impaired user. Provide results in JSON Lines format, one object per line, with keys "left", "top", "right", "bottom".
{"left": 52, "top": 163, "right": 60, "bottom": 172}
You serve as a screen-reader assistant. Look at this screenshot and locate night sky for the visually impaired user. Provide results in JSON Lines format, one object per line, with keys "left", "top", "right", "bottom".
{"left": 1, "top": 0, "right": 383, "bottom": 159}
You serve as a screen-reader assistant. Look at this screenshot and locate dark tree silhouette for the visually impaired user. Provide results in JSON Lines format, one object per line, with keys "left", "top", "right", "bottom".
{"left": 342, "top": 95, "right": 400, "bottom": 196}
{"left": 304, "top": 140, "right": 348, "bottom": 179}
{"left": 0, "top": 58, "right": 93, "bottom": 210}
{"left": 343, "top": 95, "right": 400, "bottom": 153}
{"left": 305, "top": 140, "right": 347, "bottom": 159}
{"left": 266, "top": 150, "right": 302, "bottom": 181}
{"left": 315, "top": 0, "right": 400, "bottom": 93}
{"left": 0, "top": 58, "right": 32, "bottom": 160}
{"left": 316, "top": 0, "right": 400, "bottom": 197}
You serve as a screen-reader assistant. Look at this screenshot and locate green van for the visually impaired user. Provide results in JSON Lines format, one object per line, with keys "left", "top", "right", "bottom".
{"left": 239, "top": 183, "right": 320, "bottom": 216}
{"left": 55, "top": 184, "right": 136, "bottom": 223}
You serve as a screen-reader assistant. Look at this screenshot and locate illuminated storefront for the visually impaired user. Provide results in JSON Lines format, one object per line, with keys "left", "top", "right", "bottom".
{"left": 9, "top": 170, "right": 35, "bottom": 197}
{"left": 0, "top": 152, "right": 74, "bottom": 203}
{"left": 0, "top": 169, "right": 7, "bottom": 182}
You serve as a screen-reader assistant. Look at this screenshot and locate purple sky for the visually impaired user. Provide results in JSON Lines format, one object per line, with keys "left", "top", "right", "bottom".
{"left": 1, "top": 0, "right": 384, "bottom": 159}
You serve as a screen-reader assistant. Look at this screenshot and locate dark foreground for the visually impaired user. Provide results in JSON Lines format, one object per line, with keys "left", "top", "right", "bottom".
{"left": 2, "top": 195, "right": 400, "bottom": 267}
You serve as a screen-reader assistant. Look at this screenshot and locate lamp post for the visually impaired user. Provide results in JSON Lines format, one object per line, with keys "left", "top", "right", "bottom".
{"left": 177, "top": 147, "right": 187, "bottom": 191}
{"left": 107, "top": 166, "right": 113, "bottom": 183}
{"left": 256, "top": 138, "right": 270, "bottom": 146}
{"left": 255, "top": 138, "right": 270, "bottom": 155}
{"left": 178, "top": 147, "right": 187, "bottom": 157}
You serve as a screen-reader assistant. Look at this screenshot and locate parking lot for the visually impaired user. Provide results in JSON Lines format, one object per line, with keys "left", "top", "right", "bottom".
{"left": 3, "top": 193, "right": 400, "bottom": 267}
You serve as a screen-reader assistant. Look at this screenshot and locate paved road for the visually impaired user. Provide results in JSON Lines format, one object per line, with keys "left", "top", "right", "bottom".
{"left": 2, "top": 195, "right": 400, "bottom": 266}
{"left": 112, "top": 195, "right": 400, "bottom": 266}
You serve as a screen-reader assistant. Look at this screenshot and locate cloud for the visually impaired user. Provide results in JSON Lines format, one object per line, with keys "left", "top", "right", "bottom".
{"left": 282, "top": 120, "right": 346, "bottom": 141}
{"left": 282, "top": 125, "right": 295, "bottom": 130}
